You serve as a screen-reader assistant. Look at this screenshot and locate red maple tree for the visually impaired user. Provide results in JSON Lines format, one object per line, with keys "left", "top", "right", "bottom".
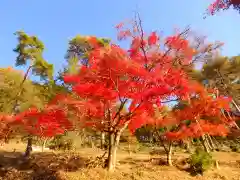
{"left": 9, "top": 20, "right": 227, "bottom": 171}
{"left": 10, "top": 93, "right": 90, "bottom": 139}
{"left": 13, "top": 106, "right": 72, "bottom": 138}
{"left": 144, "top": 82, "right": 233, "bottom": 165}
{"left": 61, "top": 21, "right": 198, "bottom": 171}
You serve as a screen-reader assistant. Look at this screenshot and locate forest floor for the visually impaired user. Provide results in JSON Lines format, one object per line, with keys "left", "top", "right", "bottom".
{"left": 0, "top": 142, "right": 240, "bottom": 180}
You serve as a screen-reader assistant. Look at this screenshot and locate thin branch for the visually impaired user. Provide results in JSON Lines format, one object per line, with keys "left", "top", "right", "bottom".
{"left": 10, "top": 65, "right": 33, "bottom": 114}
{"left": 113, "top": 100, "right": 143, "bottom": 130}
{"left": 160, "top": 98, "right": 179, "bottom": 104}
{"left": 135, "top": 12, "right": 149, "bottom": 68}
{"left": 154, "top": 128, "right": 168, "bottom": 152}
{"left": 112, "top": 99, "right": 128, "bottom": 122}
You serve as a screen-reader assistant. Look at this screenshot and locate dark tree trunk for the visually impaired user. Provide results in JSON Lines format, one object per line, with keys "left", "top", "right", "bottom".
{"left": 24, "top": 136, "right": 32, "bottom": 158}
{"left": 200, "top": 136, "right": 210, "bottom": 153}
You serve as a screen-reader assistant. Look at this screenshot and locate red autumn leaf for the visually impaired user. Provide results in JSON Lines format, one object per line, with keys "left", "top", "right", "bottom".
{"left": 87, "top": 36, "right": 100, "bottom": 49}
{"left": 115, "top": 22, "right": 124, "bottom": 29}
{"left": 148, "top": 32, "right": 158, "bottom": 46}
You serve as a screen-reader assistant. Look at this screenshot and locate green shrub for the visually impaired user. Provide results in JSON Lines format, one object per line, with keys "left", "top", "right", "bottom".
{"left": 189, "top": 148, "right": 213, "bottom": 175}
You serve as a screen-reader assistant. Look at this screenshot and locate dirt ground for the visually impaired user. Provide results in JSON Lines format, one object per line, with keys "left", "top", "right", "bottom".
{"left": 66, "top": 148, "right": 240, "bottom": 180}
{"left": 1, "top": 142, "right": 240, "bottom": 180}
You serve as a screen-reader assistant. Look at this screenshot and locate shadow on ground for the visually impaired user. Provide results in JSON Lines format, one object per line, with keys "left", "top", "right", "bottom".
{"left": 0, "top": 150, "right": 87, "bottom": 180}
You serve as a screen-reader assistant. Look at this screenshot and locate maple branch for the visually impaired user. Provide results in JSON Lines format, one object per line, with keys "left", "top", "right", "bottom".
{"left": 108, "top": 69, "right": 125, "bottom": 103}
{"left": 106, "top": 103, "right": 112, "bottom": 132}
{"left": 150, "top": 27, "right": 190, "bottom": 72}
{"left": 133, "top": 15, "right": 190, "bottom": 105}
{"left": 134, "top": 13, "right": 190, "bottom": 72}
{"left": 194, "top": 117, "right": 211, "bottom": 149}
{"left": 135, "top": 12, "right": 149, "bottom": 69}
{"left": 113, "top": 100, "right": 143, "bottom": 131}
{"left": 108, "top": 68, "right": 129, "bottom": 126}
{"left": 112, "top": 99, "right": 128, "bottom": 122}
{"left": 154, "top": 128, "right": 168, "bottom": 152}
{"left": 160, "top": 98, "right": 179, "bottom": 104}
{"left": 118, "top": 120, "right": 130, "bottom": 136}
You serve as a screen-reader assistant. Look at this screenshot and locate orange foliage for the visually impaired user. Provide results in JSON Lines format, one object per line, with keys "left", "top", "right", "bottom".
{"left": 164, "top": 84, "right": 232, "bottom": 140}
{"left": 13, "top": 105, "right": 72, "bottom": 137}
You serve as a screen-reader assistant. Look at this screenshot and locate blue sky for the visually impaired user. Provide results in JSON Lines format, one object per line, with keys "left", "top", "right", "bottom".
{"left": 0, "top": 0, "right": 239, "bottom": 76}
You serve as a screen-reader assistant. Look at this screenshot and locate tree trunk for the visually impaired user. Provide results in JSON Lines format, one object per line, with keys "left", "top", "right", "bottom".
{"left": 211, "top": 136, "right": 220, "bottom": 149}
{"left": 206, "top": 135, "right": 220, "bottom": 169}
{"left": 128, "top": 142, "right": 132, "bottom": 156}
{"left": 113, "top": 132, "right": 121, "bottom": 167}
{"left": 42, "top": 138, "right": 47, "bottom": 152}
{"left": 206, "top": 135, "right": 216, "bottom": 151}
{"left": 24, "top": 136, "right": 32, "bottom": 157}
{"left": 167, "top": 141, "right": 173, "bottom": 166}
{"left": 107, "top": 132, "right": 121, "bottom": 172}
{"left": 111, "top": 143, "right": 118, "bottom": 171}
{"left": 149, "top": 132, "right": 153, "bottom": 144}
{"left": 205, "top": 135, "right": 213, "bottom": 151}
{"left": 185, "top": 140, "right": 191, "bottom": 153}
{"left": 232, "top": 99, "right": 240, "bottom": 113}
{"left": 200, "top": 136, "right": 210, "bottom": 153}
{"left": 214, "top": 159, "right": 220, "bottom": 169}
{"left": 154, "top": 129, "right": 173, "bottom": 166}
{"left": 100, "top": 132, "right": 105, "bottom": 149}
{"left": 107, "top": 133, "right": 115, "bottom": 171}
{"left": 12, "top": 65, "right": 33, "bottom": 158}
